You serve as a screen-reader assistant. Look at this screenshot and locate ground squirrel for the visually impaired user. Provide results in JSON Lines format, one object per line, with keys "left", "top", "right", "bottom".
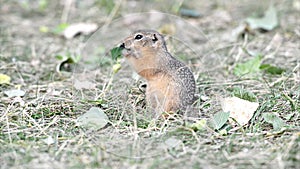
{"left": 119, "top": 29, "right": 196, "bottom": 113}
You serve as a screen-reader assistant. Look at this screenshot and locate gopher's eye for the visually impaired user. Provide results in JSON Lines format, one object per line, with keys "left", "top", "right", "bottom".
{"left": 134, "top": 34, "right": 143, "bottom": 40}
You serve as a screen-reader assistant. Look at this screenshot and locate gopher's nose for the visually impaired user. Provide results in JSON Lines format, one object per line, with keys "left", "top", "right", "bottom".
{"left": 119, "top": 43, "right": 125, "bottom": 49}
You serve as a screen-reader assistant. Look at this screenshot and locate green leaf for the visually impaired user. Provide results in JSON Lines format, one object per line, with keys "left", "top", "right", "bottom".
{"left": 52, "top": 23, "right": 69, "bottom": 34}
{"left": 190, "top": 119, "right": 207, "bottom": 131}
{"left": 69, "top": 54, "right": 81, "bottom": 63}
{"left": 212, "top": 112, "right": 230, "bottom": 130}
{"left": 246, "top": 5, "right": 278, "bottom": 31}
{"left": 234, "top": 55, "right": 262, "bottom": 77}
{"left": 110, "top": 47, "right": 122, "bottom": 61}
{"left": 55, "top": 53, "right": 81, "bottom": 63}
{"left": 55, "top": 55, "right": 67, "bottom": 61}
{"left": 259, "top": 64, "right": 285, "bottom": 75}
{"left": 262, "top": 113, "right": 285, "bottom": 131}
{"left": 76, "top": 107, "right": 109, "bottom": 130}
{"left": 38, "top": 0, "right": 48, "bottom": 10}
{"left": 0, "top": 74, "right": 11, "bottom": 84}
{"left": 229, "top": 87, "right": 257, "bottom": 102}
{"left": 55, "top": 52, "right": 81, "bottom": 72}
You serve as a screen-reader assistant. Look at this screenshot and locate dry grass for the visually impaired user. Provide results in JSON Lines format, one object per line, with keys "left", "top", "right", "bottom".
{"left": 0, "top": 0, "right": 299, "bottom": 169}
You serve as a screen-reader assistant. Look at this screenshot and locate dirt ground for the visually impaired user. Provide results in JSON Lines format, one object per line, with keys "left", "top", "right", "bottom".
{"left": 0, "top": 0, "right": 299, "bottom": 169}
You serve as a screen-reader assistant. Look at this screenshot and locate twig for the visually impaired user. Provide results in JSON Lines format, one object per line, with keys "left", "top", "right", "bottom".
{"left": 61, "top": 0, "right": 73, "bottom": 23}
{"left": 101, "top": 0, "right": 123, "bottom": 33}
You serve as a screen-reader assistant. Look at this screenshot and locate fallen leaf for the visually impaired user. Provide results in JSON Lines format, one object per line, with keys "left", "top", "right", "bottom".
{"left": 221, "top": 97, "right": 259, "bottom": 126}
{"left": 212, "top": 111, "right": 230, "bottom": 130}
{"left": 43, "top": 135, "right": 55, "bottom": 145}
{"left": 63, "top": 23, "right": 98, "bottom": 39}
{"left": 0, "top": 74, "right": 11, "bottom": 84}
{"left": 246, "top": 5, "right": 278, "bottom": 31}
{"left": 190, "top": 119, "right": 207, "bottom": 131}
{"left": 233, "top": 55, "right": 262, "bottom": 77}
{"left": 76, "top": 107, "right": 109, "bottom": 130}
{"left": 262, "top": 113, "right": 285, "bottom": 131}
{"left": 259, "top": 64, "right": 285, "bottom": 75}
{"left": 52, "top": 23, "right": 69, "bottom": 34}
{"left": 179, "top": 8, "right": 202, "bottom": 18}
{"left": 4, "top": 89, "right": 26, "bottom": 98}
{"left": 164, "top": 137, "right": 182, "bottom": 149}
{"left": 74, "top": 80, "right": 96, "bottom": 90}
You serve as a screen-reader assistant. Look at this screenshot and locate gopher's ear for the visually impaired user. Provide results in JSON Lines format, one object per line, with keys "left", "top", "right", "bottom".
{"left": 152, "top": 33, "right": 158, "bottom": 42}
{"left": 151, "top": 33, "right": 163, "bottom": 49}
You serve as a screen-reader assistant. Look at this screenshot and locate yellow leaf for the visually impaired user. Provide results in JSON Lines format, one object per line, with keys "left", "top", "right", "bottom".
{"left": 39, "top": 26, "right": 49, "bottom": 33}
{"left": 0, "top": 74, "right": 11, "bottom": 84}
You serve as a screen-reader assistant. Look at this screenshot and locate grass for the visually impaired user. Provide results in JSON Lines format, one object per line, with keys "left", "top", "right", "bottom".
{"left": 0, "top": 0, "right": 299, "bottom": 169}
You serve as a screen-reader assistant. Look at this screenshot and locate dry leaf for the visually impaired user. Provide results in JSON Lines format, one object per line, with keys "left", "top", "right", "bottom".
{"left": 221, "top": 97, "right": 259, "bottom": 125}
{"left": 4, "top": 89, "right": 26, "bottom": 98}
{"left": 63, "top": 23, "right": 98, "bottom": 39}
{"left": 246, "top": 6, "right": 278, "bottom": 31}
{"left": 76, "top": 107, "right": 109, "bottom": 130}
{"left": 43, "top": 136, "right": 55, "bottom": 145}
{"left": 164, "top": 137, "right": 182, "bottom": 149}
